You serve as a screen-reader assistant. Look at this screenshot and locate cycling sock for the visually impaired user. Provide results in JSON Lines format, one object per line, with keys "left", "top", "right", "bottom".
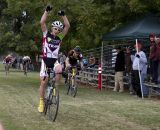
{"left": 39, "top": 98, "right": 44, "bottom": 105}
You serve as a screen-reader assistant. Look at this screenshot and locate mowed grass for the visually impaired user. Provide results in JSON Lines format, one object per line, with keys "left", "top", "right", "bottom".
{"left": 0, "top": 63, "right": 160, "bottom": 130}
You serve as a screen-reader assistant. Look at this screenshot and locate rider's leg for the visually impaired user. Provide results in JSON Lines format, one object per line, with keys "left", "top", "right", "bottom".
{"left": 38, "top": 60, "right": 48, "bottom": 113}
{"left": 39, "top": 77, "right": 48, "bottom": 98}
{"left": 38, "top": 77, "right": 48, "bottom": 112}
{"left": 64, "top": 66, "right": 70, "bottom": 83}
{"left": 54, "top": 63, "right": 62, "bottom": 87}
{"left": 8, "top": 64, "right": 11, "bottom": 73}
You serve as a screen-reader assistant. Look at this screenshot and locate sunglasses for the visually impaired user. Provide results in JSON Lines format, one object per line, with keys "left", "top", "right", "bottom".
{"left": 53, "top": 27, "right": 61, "bottom": 32}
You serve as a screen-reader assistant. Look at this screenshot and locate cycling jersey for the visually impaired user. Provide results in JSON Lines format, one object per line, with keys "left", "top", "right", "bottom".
{"left": 23, "top": 56, "right": 31, "bottom": 65}
{"left": 42, "top": 30, "right": 64, "bottom": 59}
{"left": 40, "top": 30, "right": 64, "bottom": 77}
{"left": 4, "top": 57, "right": 12, "bottom": 64}
{"left": 68, "top": 50, "right": 83, "bottom": 66}
{"left": 23, "top": 56, "right": 30, "bottom": 61}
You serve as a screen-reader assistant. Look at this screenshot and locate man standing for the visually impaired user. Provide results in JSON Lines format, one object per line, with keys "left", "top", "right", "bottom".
{"left": 154, "top": 35, "right": 160, "bottom": 84}
{"left": 125, "top": 46, "right": 135, "bottom": 94}
{"left": 131, "top": 42, "right": 148, "bottom": 98}
{"left": 113, "top": 46, "right": 125, "bottom": 92}
{"left": 149, "top": 33, "right": 158, "bottom": 84}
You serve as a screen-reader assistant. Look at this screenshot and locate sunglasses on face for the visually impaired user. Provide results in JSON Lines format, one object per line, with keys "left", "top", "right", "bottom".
{"left": 75, "top": 52, "right": 80, "bottom": 55}
{"left": 53, "top": 27, "right": 61, "bottom": 32}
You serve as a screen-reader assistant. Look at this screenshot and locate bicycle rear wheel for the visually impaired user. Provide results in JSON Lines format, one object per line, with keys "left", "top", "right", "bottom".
{"left": 48, "top": 88, "right": 59, "bottom": 122}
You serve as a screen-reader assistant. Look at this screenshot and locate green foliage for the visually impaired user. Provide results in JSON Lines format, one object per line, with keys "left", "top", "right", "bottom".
{"left": 1, "top": 0, "right": 160, "bottom": 56}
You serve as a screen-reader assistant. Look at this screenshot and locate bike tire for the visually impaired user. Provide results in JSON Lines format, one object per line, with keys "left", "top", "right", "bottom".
{"left": 43, "top": 87, "right": 49, "bottom": 116}
{"left": 43, "top": 98, "right": 48, "bottom": 115}
{"left": 48, "top": 88, "right": 59, "bottom": 122}
{"left": 71, "top": 85, "right": 77, "bottom": 98}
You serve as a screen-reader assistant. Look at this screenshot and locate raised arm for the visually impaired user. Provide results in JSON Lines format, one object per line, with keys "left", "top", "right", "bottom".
{"left": 61, "top": 16, "right": 70, "bottom": 36}
{"left": 40, "top": 11, "right": 48, "bottom": 32}
{"left": 40, "top": 5, "right": 52, "bottom": 32}
{"left": 58, "top": 10, "right": 70, "bottom": 36}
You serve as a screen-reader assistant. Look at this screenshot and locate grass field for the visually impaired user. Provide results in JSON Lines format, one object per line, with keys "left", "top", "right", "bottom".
{"left": 0, "top": 64, "right": 160, "bottom": 130}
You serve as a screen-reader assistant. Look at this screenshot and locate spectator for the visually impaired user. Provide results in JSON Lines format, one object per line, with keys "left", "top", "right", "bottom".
{"left": 113, "top": 46, "right": 125, "bottom": 92}
{"left": 17, "top": 57, "right": 20, "bottom": 69}
{"left": 95, "top": 57, "right": 99, "bottom": 66}
{"left": 88, "top": 54, "right": 96, "bottom": 68}
{"left": 125, "top": 46, "right": 135, "bottom": 94}
{"left": 149, "top": 33, "right": 158, "bottom": 84}
{"left": 29, "top": 60, "right": 34, "bottom": 71}
{"left": 131, "top": 42, "right": 148, "bottom": 98}
{"left": 12, "top": 57, "right": 17, "bottom": 69}
{"left": 82, "top": 58, "right": 88, "bottom": 67}
{"left": 155, "top": 35, "right": 160, "bottom": 84}
{"left": 58, "top": 52, "right": 66, "bottom": 71}
{"left": 19, "top": 57, "right": 23, "bottom": 70}
{"left": 125, "top": 46, "right": 132, "bottom": 74}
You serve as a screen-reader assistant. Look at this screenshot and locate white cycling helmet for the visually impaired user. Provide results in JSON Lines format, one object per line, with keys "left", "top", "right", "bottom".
{"left": 51, "top": 21, "right": 64, "bottom": 30}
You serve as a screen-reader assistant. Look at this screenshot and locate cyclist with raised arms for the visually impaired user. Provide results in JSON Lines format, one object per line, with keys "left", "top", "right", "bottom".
{"left": 38, "top": 5, "right": 70, "bottom": 113}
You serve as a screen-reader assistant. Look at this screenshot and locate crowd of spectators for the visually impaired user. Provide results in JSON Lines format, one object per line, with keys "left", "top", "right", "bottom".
{"left": 112, "top": 33, "right": 160, "bottom": 98}
{"left": 82, "top": 53, "right": 99, "bottom": 68}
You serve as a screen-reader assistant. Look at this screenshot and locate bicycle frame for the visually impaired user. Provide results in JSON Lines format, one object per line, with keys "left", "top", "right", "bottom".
{"left": 47, "top": 68, "right": 56, "bottom": 96}
{"left": 66, "top": 66, "right": 78, "bottom": 97}
{"left": 71, "top": 67, "right": 77, "bottom": 87}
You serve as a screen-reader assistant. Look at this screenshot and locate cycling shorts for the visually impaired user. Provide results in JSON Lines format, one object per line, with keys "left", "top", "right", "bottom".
{"left": 40, "top": 58, "right": 60, "bottom": 77}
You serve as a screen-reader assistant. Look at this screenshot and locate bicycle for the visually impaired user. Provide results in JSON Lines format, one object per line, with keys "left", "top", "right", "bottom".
{"left": 23, "top": 61, "right": 30, "bottom": 76}
{"left": 65, "top": 66, "right": 78, "bottom": 97}
{"left": 43, "top": 67, "right": 59, "bottom": 122}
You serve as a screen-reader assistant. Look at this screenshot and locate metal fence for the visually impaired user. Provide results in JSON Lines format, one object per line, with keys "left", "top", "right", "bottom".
{"left": 78, "top": 40, "right": 151, "bottom": 89}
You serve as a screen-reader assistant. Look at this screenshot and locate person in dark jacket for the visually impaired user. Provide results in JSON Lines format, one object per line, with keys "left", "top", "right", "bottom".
{"left": 149, "top": 33, "right": 158, "bottom": 84}
{"left": 125, "top": 46, "right": 135, "bottom": 94}
{"left": 154, "top": 35, "right": 160, "bottom": 84}
{"left": 113, "top": 46, "right": 125, "bottom": 92}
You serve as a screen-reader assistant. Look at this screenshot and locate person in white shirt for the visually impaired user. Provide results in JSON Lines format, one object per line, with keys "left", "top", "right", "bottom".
{"left": 131, "top": 42, "right": 148, "bottom": 98}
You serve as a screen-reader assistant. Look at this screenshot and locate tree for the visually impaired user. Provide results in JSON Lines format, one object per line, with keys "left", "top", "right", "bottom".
{"left": 1, "top": 0, "right": 160, "bottom": 57}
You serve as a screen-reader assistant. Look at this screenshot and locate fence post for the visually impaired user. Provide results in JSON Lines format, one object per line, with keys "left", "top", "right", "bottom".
{"left": 98, "top": 64, "right": 102, "bottom": 90}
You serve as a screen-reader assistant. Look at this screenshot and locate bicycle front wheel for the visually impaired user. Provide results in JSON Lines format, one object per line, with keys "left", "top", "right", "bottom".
{"left": 48, "top": 88, "right": 59, "bottom": 122}
{"left": 43, "top": 98, "right": 48, "bottom": 116}
{"left": 66, "top": 76, "right": 71, "bottom": 95}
